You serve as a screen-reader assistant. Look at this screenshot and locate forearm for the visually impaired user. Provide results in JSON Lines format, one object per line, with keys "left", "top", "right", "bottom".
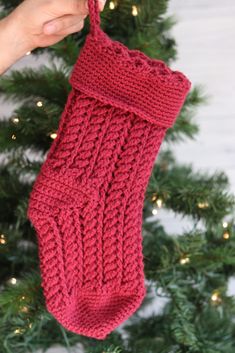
{"left": 0, "top": 16, "right": 32, "bottom": 75}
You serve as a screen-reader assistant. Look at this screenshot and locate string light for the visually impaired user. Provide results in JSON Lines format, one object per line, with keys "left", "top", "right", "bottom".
{"left": 109, "top": 1, "right": 116, "bottom": 10}
{"left": 152, "top": 207, "right": 158, "bottom": 215}
{"left": 223, "top": 231, "right": 230, "bottom": 240}
{"left": 14, "top": 328, "right": 24, "bottom": 335}
{"left": 0, "top": 234, "right": 6, "bottom": 245}
{"left": 152, "top": 193, "right": 163, "bottom": 206}
{"left": 20, "top": 306, "right": 29, "bottom": 313}
{"left": 36, "top": 101, "right": 43, "bottom": 107}
{"left": 132, "top": 5, "right": 138, "bottom": 16}
{"left": 50, "top": 132, "right": 57, "bottom": 140}
{"left": 180, "top": 255, "right": 190, "bottom": 265}
{"left": 12, "top": 117, "right": 20, "bottom": 124}
{"left": 211, "top": 290, "right": 222, "bottom": 304}
{"left": 151, "top": 193, "right": 163, "bottom": 215}
{"left": 223, "top": 221, "right": 228, "bottom": 228}
{"left": 11, "top": 134, "right": 17, "bottom": 140}
{"left": 197, "top": 201, "right": 209, "bottom": 209}
{"left": 156, "top": 198, "right": 163, "bottom": 208}
{"left": 9, "top": 277, "right": 17, "bottom": 285}
{"left": 151, "top": 194, "right": 157, "bottom": 202}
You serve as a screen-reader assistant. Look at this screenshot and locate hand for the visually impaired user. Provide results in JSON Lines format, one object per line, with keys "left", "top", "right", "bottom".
{"left": 0, "top": 0, "right": 106, "bottom": 75}
{"left": 8, "top": 0, "right": 106, "bottom": 49}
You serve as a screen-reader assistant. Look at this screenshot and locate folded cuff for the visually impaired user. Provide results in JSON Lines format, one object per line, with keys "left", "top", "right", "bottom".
{"left": 69, "top": 30, "right": 191, "bottom": 129}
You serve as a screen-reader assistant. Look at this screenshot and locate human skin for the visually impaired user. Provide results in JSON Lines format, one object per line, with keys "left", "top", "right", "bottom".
{"left": 0, "top": 0, "right": 106, "bottom": 75}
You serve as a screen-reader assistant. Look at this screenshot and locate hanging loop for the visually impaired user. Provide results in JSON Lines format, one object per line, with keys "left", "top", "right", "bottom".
{"left": 87, "top": 0, "right": 101, "bottom": 37}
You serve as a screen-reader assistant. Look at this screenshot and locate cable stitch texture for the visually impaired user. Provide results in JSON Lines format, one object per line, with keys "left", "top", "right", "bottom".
{"left": 27, "top": 0, "right": 192, "bottom": 340}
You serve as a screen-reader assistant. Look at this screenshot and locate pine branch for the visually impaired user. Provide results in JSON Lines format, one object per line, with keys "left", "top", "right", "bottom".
{"left": 0, "top": 64, "right": 71, "bottom": 106}
{"left": 146, "top": 161, "right": 235, "bottom": 225}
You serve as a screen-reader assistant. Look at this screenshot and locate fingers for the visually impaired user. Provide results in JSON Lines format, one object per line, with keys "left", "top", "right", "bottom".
{"left": 43, "top": 14, "right": 85, "bottom": 35}
{"left": 56, "top": 20, "right": 85, "bottom": 36}
{"left": 43, "top": 0, "right": 107, "bottom": 36}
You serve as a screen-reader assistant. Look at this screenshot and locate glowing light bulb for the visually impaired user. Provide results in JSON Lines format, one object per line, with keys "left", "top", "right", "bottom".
{"left": 156, "top": 198, "right": 163, "bottom": 208}
{"left": 0, "top": 234, "right": 6, "bottom": 244}
{"left": 50, "top": 132, "right": 57, "bottom": 140}
{"left": 223, "top": 231, "right": 230, "bottom": 240}
{"left": 10, "top": 277, "right": 17, "bottom": 285}
{"left": 36, "top": 101, "right": 43, "bottom": 107}
{"left": 180, "top": 256, "right": 190, "bottom": 265}
{"left": 223, "top": 221, "right": 228, "bottom": 228}
{"left": 152, "top": 207, "right": 158, "bottom": 215}
{"left": 11, "top": 134, "right": 16, "bottom": 140}
{"left": 211, "top": 294, "right": 218, "bottom": 301}
{"left": 109, "top": 1, "right": 116, "bottom": 10}
{"left": 211, "top": 291, "right": 221, "bottom": 303}
{"left": 198, "top": 201, "right": 209, "bottom": 209}
{"left": 12, "top": 117, "right": 20, "bottom": 124}
{"left": 132, "top": 5, "right": 138, "bottom": 16}
{"left": 151, "top": 194, "right": 157, "bottom": 202}
{"left": 20, "top": 306, "right": 29, "bottom": 313}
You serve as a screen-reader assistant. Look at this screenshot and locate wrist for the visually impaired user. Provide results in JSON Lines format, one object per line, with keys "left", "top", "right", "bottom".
{"left": 0, "top": 15, "right": 33, "bottom": 75}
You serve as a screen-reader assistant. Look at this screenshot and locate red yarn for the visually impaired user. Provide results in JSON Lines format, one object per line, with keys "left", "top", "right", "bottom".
{"left": 27, "top": 0, "right": 191, "bottom": 340}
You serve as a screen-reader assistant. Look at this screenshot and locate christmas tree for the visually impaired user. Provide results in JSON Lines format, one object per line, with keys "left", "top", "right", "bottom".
{"left": 1, "top": 1, "right": 235, "bottom": 352}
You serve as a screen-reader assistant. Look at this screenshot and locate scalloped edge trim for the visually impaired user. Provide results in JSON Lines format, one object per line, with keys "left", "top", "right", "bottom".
{"left": 86, "top": 29, "right": 191, "bottom": 89}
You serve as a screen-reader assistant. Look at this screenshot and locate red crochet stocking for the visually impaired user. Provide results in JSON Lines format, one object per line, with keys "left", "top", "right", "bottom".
{"left": 27, "top": 0, "right": 191, "bottom": 340}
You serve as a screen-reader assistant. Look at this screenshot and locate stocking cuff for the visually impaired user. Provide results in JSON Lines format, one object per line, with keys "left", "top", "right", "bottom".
{"left": 69, "top": 30, "right": 191, "bottom": 129}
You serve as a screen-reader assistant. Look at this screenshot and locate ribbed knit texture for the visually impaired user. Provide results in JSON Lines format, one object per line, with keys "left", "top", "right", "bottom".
{"left": 27, "top": 0, "right": 191, "bottom": 340}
